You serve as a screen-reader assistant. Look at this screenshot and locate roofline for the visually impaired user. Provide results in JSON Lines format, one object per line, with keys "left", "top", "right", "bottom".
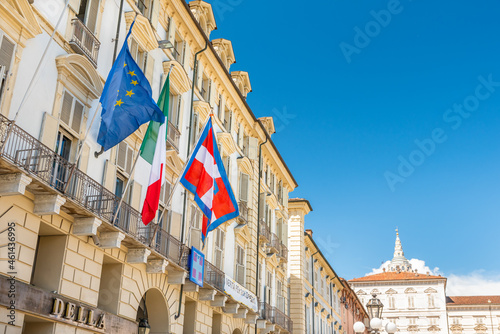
{"left": 349, "top": 276, "right": 447, "bottom": 283}
{"left": 289, "top": 198, "right": 313, "bottom": 211}
{"left": 180, "top": 0, "right": 299, "bottom": 189}
{"left": 305, "top": 232, "right": 343, "bottom": 288}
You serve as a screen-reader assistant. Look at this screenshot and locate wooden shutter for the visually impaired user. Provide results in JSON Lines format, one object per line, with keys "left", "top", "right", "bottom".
{"left": 125, "top": 146, "right": 134, "bottom": 174}
{"left": 239, "top": 173, "right": 248, "bottom": 202}
{"left": 60, "top": 92, "right": 73, "bottom": 126}
{"left": 145, "top": 53, "right": 154, "bottom": 84}
{"left": 131, "top": 181, "right": 143, "bottom": 210}
{"left": 116, "top": 142, "right": 127, "bottom": 170}
{"left": 150, "top": 0, "right": 160, "bottom": 28}
{"left": 71, "top": 100, "right": 84, "bottom": 133}
{"left": 79, "top": 142, "right": 90, "bottom": 173}
{"left": 238, "top": 125, "right": 244, "bottom": 148}
{"left": 258, "top": 193, "right": 265, "bottom": 223}
{"left": 167, "top": 19, "right": 176, "bottom": 45}
{"left": 207, "top": 80, "right": 212, "bottom": 105}
{"left": 0, "top": 36, "right": 15, "bottom": 71}
{"left": 103, "top": 159, "right": 117, "bottom": 192}
{"left": 40, "top": 112, "right": 59, "bottom": 148}
{"left": 69, "top": 0, "right": 81, "bottom": 13}
{"left": 86, "top": 0, "right": 100, "bottom": 33}
{"left": 182, "top": 41, "right": 191, "bottom": 72}
{"left": 248, "top": 137, "right": 258, "bottom": 160}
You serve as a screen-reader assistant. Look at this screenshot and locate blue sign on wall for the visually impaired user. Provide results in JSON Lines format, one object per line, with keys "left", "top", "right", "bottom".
{"left": 189, "top": 247, "right": 205, "bottom": 287}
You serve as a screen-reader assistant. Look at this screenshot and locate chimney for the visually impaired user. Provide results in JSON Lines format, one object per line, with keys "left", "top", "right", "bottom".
{"left": 426, "top": 271, "right": 430, "bottom": 276}
{"left": 383, "top": 268, "right": 386, "bottom": 272}
{"left": 305, "top": 229, "right": 313, "bottom": 237}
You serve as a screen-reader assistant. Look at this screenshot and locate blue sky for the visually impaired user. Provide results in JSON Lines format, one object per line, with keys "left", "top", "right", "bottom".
{"left": 210, "top": 0, "right": 500, "bottom": 288}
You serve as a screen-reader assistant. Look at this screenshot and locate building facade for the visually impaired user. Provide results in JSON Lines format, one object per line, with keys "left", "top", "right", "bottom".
{"left": 0, "top": 0, "right": 297, "bottom": 333}
{"left": 340, "top": 278, "right": 369, "bottom": 334}
{"left": 288, "top": 198, "right": 360, "bottom": 334}
{"left": 447, "top": 296, "right": 500, "bottom": 334}
{"left": 348, "top": 231, "right": 449, "bottom": 334}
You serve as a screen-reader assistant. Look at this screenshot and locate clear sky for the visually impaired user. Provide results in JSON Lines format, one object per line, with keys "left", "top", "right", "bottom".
{"left": 210, "top": 0, "right": 500, "bottom": 291}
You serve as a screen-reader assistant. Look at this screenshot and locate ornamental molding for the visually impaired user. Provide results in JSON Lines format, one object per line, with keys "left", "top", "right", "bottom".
{"left": 124, "top": 12, "right": 158, "bottom": 51}
{"left": 428, "top": 325, "right": 440, "bottom": 332}
{"left": 193, "top": 100, "right": 211, "bottom": 125}
{"left": 386, "top": 288, "right": 398, "bottom": 294}
{"left": 237, "top": 156, "right": 252, "bottom": 176}
{"left": 424, "top": 287, "right": 438, "bottom": 293}
{"left": 55, "top": 54, "right": 103, "bottom": 104}
{"left": 217, "top": 132, "right": 237, "bottom": 155}
{"left": 163, "top": 61, "right": 190, "bottom": 94}
{"left": 407, "top": 325, "right": 419, "bottom": 332}
{"left": 0, "top": 0, "right": 42, "bottom": 47}
{"left": 450, "top": 324, "right": 463, "bottom": 333}
{"left": 474, "top": 324, "right": 488, "bottom": 332}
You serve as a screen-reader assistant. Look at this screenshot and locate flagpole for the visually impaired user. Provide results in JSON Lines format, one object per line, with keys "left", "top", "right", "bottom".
{"left": 112, "top": 149, "right": 141, "bottom": 225}
{"left": 63, "top": 103, "right": 102, "bottom": 192}
{"left": 0, "top": 0, "right": 70, "bottom": 154}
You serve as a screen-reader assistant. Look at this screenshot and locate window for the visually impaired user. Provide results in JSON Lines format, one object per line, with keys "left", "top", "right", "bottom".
{"left": 239, "top": 173, "right": 249, "bottom": 203}
{"left": 136, "top": 0, "right": 153, "bottom": 20}
{"left": 76, "top": 0, "right": 100, "bottom": 33}
{"left": 452, "top": 318, "right": 461, "bottom": 325}
{"left": 52, "top": 130, "right": 74, "bottom": 190}
{"left": 269, "top": 172, "right": 275, "bottom": 193}
{"left": 408, "top": 318, "right": 417, "bottom": 325}
{"left": 156, "top": 182, "right": 171, "bottom": 229}
{"left": 235, "top": 245, "right": 245, "bottom": 285}
{"left": 0, "top": 33, "right": 15, "bottom": 104}
{"left": 201, "top": 75, "right": 210, "bottom": 102}
{"left": 408, "top": 295, "right": 415, "bottom": 309}
{"left": 173, "top": 34, "right": 185, "bottom": 65}
{"left": 428, "top": 318, "right": 438, "bottom": 326}
{"left": 265, "top": 270, "right": 272, "bottom": 303}
{"left": 277, "top": 279, "right": 284, "bottom": 311}
{"left": 169, "top": 93, "right": 182, "bottom": 128}
{"left": 60, "top": 90, "right": 85, "bottom": 135}
{"left": 214, "top": 228, "right": 225, "bottom": 271}
{"left": 129, "top": 38, "right": 147, "bottom": 71}
{"left": 475, "top": 317, "right": 485, "bottom": 324}
{"left": 388, "top": 295, "right": 395, "bottom": 309}
{"left": 428, "top": 294, "right": 435, "bottom": 308}
{"left": 222, "top": 154, "right": 231, "bottom": 179}
{"left": 217, "top": 94, "right": 223, "bottom": 120}
{"left": 224, "top": 107, "right": 232, "bottom": 132}
{"left": 116, "top": 141, "right": 134, "bottom": 176}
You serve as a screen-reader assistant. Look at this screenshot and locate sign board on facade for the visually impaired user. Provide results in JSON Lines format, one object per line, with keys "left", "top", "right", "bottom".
{"left": 224, "top": 276, "right": 258, "bottom": 312}
{"left": 189, "top": 246, "right": 205, "bottom": 287}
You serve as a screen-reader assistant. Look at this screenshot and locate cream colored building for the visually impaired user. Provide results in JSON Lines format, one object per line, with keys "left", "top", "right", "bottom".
{"left": 0, "top": 0, "right": 297, "bottom": 333}
{"left": 447, "top": 296, "right": 500, "bottom": 334}
{"left": 288, "top": 199, "right": 344, "bottom": 334}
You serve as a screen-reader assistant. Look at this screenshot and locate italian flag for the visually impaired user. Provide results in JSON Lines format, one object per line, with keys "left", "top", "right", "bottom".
{"left": 140, "top": 75, "right": 170, "bottom": 225}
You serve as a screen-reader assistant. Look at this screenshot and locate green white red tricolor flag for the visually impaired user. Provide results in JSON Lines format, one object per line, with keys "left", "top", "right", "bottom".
{"left": 140, "top": 75, "right": 170, "bottom": 225}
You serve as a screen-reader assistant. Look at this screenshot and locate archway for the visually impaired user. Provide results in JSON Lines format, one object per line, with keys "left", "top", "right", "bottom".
{"left": 232, "top": 329, "right": 243, "bottom": 334}
{"left": 136, "top": 288, "right": 170, "bottom": 334}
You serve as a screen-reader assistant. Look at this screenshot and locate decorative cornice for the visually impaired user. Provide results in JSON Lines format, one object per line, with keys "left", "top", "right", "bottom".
{"left": 163, "top": 61, "right": 191, "bottom": 94}
{"left": 124, "top": 12, "right": 159, "bottom": 51}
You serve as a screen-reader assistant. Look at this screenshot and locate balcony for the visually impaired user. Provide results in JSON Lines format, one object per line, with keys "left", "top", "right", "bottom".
{"left": 0, "top": 114, "right": 189, "bottom": 272}
{"left": 273, "top": 307, "right": 293, "bottom": 332}
{"left": 137, "top": 224, "right": 185, "bottom": 266}
{"left": 69, "top": 18, "right": 100, "bottom": 67}
{"left": 279, "top": 243, "right": 288, "bottom": 262}
{"left": 259, "top": 302, "right": 273, "bottom": 322}
{"left": 238, "top": 201, "right": 248, "bottom": 223}
{"left": 167, "top": 121, "right": 180, "bottom": 152}
{"left": 204, "top": 259, "right": 224, "bottom": 292}
{"left": 259, "top": 221, "right": 270, "bottom": 243}
{"left": 269, "top": 233, "right": 280, "bottom": 254}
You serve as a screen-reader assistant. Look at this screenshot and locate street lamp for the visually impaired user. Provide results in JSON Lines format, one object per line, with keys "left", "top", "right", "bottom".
{"left": 138, "top": 318, "right": 151, "bottom": 334}
{"left": 354, "top": 294, "right": 397, "bottom": 334}
{"left": 366, "top": 294, "right": 384, "bottom": 320}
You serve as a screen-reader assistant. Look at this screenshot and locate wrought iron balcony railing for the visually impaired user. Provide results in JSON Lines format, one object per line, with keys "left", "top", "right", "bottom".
{"left": 69, "top": 18, "right": 100, "bottom": 67}
{"left": 259, "top": 221, "right": 270, "bottom": 243}
{"left": 279, "top": 242, "right": 288, "bottom": 262}
{"left": 167, "top": 121, "right": 180, "bottom": 152}
{"left": 259, "top": 302, "right": 273, "bottom": 321}
{"left": 273, "top": 306, "right": 293, "bottom": 332}
{"left": 204, "top": 260, "right": 224, "bottom": 292}
{"left": 0, "top": 115, "right": 190, "bottom": 267}
{"left": 269, "top": 233, "right": 280, "bottom": 253}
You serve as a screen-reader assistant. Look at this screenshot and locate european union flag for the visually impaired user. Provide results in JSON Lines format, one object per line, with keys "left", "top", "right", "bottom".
{"left": 97, "top": 20, "right": 164, "bottom": 151}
